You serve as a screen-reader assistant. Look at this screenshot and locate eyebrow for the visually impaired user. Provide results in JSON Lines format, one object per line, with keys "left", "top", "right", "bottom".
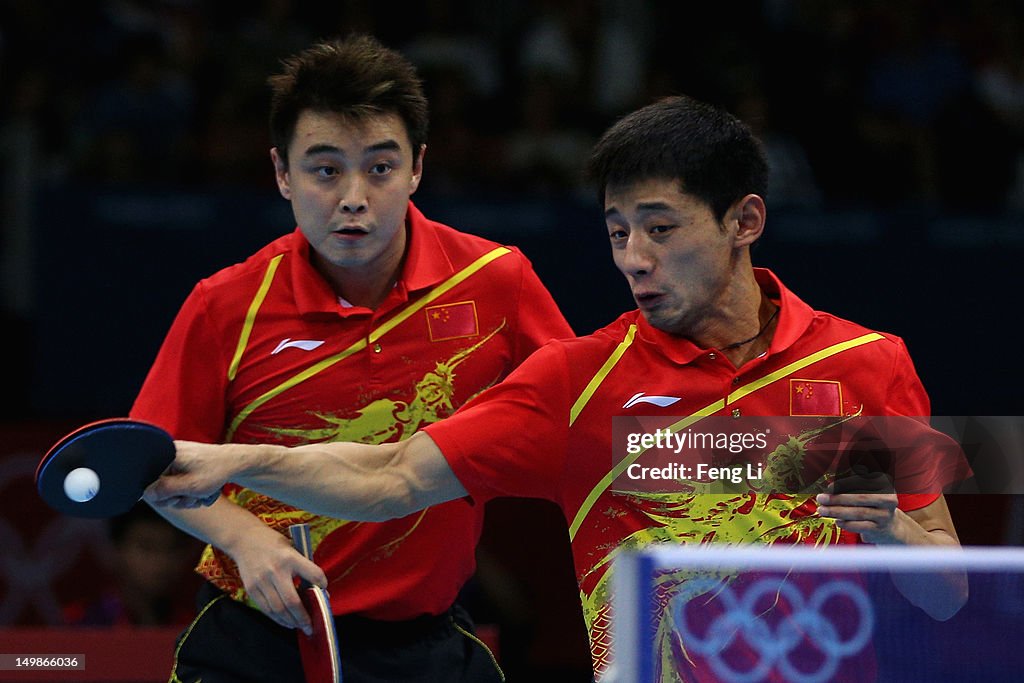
{"left": 604, "top": 201, "right": 675, "bottom": 218}
{"left": 365, "top": 139, "right": 402, "bottom": 154}
{"left": 301, "top": 139, "right": 403, "bottom": 157}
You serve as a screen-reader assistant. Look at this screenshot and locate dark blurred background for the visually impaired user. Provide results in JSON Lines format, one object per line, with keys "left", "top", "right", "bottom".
{"left": 1, "top": 1, "right": 1022, "bottom": 680}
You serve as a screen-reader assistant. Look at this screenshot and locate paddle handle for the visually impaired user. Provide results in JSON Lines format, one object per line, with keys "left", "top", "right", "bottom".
{"left": 289, "top": 522, "right": 343, "bottom": 683}
{"left": 289, "top": 523, "right": 314, "bottom": 590}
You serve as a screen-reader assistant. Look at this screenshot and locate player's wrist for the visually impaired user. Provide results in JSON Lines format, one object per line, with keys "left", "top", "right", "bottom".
{"left": 868, "top": 509, "right": 911, "bottom": 546}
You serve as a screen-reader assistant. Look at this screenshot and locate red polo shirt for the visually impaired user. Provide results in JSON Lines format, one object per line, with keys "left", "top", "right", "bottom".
{"left": 131, "top": 202, "right": 573, "bottom": 619}
{"left": 426, "top": 268, "right": 943, "bottom": 674}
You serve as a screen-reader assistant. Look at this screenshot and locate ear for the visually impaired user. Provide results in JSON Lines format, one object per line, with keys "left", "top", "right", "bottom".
{"left": 270, "top": 147, "right": 291, "bottom": 200}
{"left": 409, "top": 144, "right": 426, "bottom": 195}
{"left": 728, "top": 194, "right": 766, "bottom": 248}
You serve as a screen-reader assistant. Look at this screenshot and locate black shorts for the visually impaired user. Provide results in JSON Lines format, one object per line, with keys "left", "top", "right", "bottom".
{"left": 170, "top": 582, "right": 504, "bottom": 683}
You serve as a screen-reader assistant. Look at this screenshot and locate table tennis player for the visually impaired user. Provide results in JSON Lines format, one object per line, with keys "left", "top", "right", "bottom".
{"left": 132, "top": 34, "right": 572, "bottom": 683}
{"left": 148, "top": 94, "right": 968, "bottom": 681}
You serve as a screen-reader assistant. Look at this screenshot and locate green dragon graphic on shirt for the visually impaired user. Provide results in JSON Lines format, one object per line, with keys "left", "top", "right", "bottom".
{"left": 198, "top": 322, "right": 506, "bottom": 600}
{"left": 583, "top": 415, "right": 859, "bottom": 681}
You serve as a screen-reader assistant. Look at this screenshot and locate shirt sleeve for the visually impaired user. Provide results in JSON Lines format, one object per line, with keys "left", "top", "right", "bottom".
{"left": 506, "top": 248, "right": 574, "bottom": 365}
{"left": 884, "top": 336, "right": 931, "bottom": 417}
{"left": 883, "top": 336, "right": 961, "bottom": 511}
{"left": 129, "top": 282, "right": 231, "bottom": 442}
{"left": 424, "top": 341, "right": 572, "bottom": 506}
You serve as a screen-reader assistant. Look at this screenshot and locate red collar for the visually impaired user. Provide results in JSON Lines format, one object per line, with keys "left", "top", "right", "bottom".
{"left": 398, "top": 202, "right": 455, "bottom": 293}
{"left": 289, "top": 201, "right": 456, "bottom": 316}
{"left": 634, "top": 268, "right": 815, "bottom": 365}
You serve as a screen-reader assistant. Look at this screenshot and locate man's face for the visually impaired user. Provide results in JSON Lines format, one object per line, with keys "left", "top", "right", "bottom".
{"left": 604, "top": 177, "right": 738, "bottom": 336}
{"left": 272, "top": 110, "right": 423, "bottom": 279}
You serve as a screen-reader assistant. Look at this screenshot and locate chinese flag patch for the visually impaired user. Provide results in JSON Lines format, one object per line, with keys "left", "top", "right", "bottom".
{"left": 790, "top": 379, "right": 842, "bottom": 416}
{"left": 426, "top": 301, "right": 479, "bottom": 341}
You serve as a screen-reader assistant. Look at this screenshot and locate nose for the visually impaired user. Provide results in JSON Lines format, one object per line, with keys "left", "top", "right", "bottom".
{"left": 338, "top": 177, "right": 368, "bottom": 214}
{"left": 620, "top": 234, "right": 654, "bottom": 277}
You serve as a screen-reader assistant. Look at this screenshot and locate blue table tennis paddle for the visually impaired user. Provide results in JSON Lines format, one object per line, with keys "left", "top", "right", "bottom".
{"left": 35, "top": 418, "right": 175, "bottom": 518}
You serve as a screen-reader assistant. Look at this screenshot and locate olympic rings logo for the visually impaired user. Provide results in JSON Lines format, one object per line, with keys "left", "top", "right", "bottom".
{"left": 671, "top": 576, "right": 875, "bottom": 683}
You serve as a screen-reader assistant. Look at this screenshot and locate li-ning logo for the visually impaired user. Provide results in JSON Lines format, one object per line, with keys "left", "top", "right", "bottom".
{"left": 672, "top": 577, "right": 874, "bottom": 683}
{"left": 271, "top": 338, "right": 325, "bottom": 355}
{"left": 622, "top": 392, "right": 681, "bottom": 409}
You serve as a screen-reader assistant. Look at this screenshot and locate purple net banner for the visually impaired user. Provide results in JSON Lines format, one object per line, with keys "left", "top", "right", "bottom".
{"left": 614, "top": 546, "right": 1024, "bottom": 683}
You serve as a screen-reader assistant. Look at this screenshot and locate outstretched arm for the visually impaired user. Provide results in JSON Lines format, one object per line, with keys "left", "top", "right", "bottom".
{"left": 145, "top": 432, "right": 467, "bottom": 522}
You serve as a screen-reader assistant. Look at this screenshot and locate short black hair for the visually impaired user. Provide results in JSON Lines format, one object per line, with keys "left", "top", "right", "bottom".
{"left": 585, "top": 95, "right": 768, "bottom": 220}
{"left": 268, "top": 35, "right": 429, "bottom": 164}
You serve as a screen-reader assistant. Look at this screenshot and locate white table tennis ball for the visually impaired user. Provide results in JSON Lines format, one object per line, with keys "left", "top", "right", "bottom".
{"left": 64, "top": 467, "right": 100, "bottom": 503}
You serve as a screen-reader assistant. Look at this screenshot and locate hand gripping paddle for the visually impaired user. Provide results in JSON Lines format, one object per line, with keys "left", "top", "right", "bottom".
{"left": 289, "top": 523, "right": 343, "bottom": 683}
{"left": 35, "top": 418, "right": 175, "bottom": 518}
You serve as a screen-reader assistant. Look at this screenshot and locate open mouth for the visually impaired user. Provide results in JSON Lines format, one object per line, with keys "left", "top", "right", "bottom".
{"left": 634, "top": 292, "right": 666, "bottom": 311}
{"left": 332, "top": 226, "right": 369, "bottom": 240}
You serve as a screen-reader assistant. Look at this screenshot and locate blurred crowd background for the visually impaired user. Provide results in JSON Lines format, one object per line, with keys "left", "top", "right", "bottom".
{"left": 1, "top": 1, "right": 1022, "bottom": 680}
{"left": 2, "top": 0, "right": 1023, "bottom": 421}
{"left": 3, "top": 0, "right": 1023, "bottom": 205}
{"left": 2, "top": 0, "right": 1023, "bottom": 418}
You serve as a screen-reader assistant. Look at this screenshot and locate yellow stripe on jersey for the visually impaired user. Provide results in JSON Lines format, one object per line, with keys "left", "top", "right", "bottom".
{"left": 725, "top": 332, "right": 884, "bottom": 404}
{"left": 569, "top": 324, "right": 638, "bottom": 426}
{"left": 567, "top": 331, "right": 886, "bottom": 540}
{"left": 225, "top": 247, "right": 511, "bottom": 440}
{"left": 367, "top": 248, "right": 510, "bottom": 343}
{"left": 228, "top": 254, "right": 284, "bottom": 381}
